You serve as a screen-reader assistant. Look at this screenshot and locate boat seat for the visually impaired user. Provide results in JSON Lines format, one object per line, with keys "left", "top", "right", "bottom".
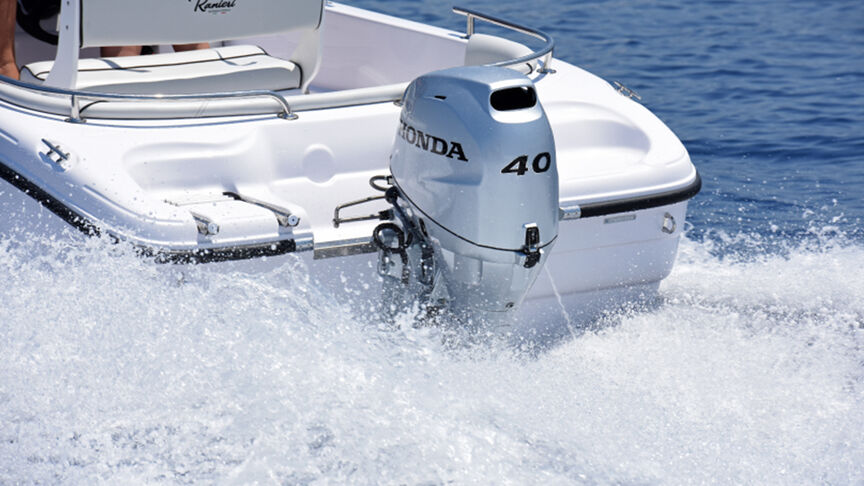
{"left": 20, "top": 45, "right": 301, "bottom": 95}
{"left": 42, "top": 0, "right": 324, "bottom": 93}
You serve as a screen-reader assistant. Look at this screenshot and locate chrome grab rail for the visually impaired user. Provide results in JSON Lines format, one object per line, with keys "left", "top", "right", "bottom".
{"left": 0, "top": 75, "right": 297, "bottom": 123}
{"left": 453, "top": 6, "right": 556, "bottom": 74}
{"left": 0, "top": 7, "right": 556, "bottom": 121}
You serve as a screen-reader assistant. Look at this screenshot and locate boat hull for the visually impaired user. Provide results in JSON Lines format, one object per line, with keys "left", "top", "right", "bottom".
{"left": 0, "top": 171, "right": 687, "bottom": 332}
{"left": 0, "top": 2, "right": 699, "bottom": 332}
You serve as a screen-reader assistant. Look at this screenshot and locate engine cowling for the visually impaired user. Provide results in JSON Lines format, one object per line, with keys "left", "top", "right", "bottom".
{"left": 389, "top": 66, "right": 558, "bottom": 312}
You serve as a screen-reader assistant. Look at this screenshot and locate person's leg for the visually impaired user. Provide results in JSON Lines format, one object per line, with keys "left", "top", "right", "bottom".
{"left": 100, "top": 45, "right": 143, "bottom": 57}
{"left": 100, "top": 43, "right": 208, "bottom": 57}
{"left": 0, "top": 0, "right": 18, "bottom": 79}
{"left": 173, "top": 43, "right": 210, "bottom": 52}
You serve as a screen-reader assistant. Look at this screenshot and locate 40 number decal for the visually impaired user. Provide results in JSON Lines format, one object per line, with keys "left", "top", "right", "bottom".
{"left": 501, "top": 152, "right": 552, "bottom": 176}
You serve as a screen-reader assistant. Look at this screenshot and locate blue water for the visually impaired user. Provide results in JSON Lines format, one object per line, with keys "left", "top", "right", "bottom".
{"left": 362, "top": 0, "right": 864, "bottom": 248}
{"left": 1, "top": 0, "right": 862, "bottom": 483}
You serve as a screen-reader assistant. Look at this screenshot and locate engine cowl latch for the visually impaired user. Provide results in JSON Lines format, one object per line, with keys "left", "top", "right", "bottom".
{"left": 522, "top": 223, "right": 541, "bottom": 269}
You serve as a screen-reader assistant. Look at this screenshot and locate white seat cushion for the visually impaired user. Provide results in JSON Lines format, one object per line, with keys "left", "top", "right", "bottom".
{"left": 21, "top": 45, "right": 301, "bottom": 94}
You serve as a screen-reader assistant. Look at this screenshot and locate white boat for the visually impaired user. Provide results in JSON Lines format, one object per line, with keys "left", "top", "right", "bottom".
{"left": 0, "top": 0, "right": 700, "bottom": 332}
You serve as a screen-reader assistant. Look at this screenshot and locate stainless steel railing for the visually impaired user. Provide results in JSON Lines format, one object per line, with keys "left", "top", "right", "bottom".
{"left": 453, "top": 6, "right": 556, "bottom": 74}
{"left": 5, "top": 78, "right": 297, "bottom": 123}
{"left": 69, "top": 89, "right": 298, "bottom": 123}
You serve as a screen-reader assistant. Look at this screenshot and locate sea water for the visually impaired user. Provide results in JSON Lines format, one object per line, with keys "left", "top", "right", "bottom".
{"left": 1, "top": 0, "right": 862, "bottom": 483}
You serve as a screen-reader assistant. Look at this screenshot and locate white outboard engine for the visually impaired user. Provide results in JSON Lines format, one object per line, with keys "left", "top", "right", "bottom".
{"left": 377, "top": 66, "right": 558, "bottom": 314}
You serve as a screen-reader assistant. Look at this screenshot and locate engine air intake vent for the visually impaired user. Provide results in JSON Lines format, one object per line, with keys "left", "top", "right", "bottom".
{"left": 490, "top": 86, "right": 537, "bottom": 111}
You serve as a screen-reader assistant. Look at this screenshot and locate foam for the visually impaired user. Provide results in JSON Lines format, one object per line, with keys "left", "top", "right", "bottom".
{"left": 0, "top": 234, "right": 861, "bottom": 483}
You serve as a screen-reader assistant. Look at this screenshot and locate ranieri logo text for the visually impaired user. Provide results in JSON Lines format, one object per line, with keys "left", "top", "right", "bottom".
{"left": 189, "top": 0, "right": 236, "bottom": 14}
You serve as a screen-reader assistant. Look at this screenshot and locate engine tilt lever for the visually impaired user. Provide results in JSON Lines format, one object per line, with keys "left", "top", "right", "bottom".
{"left": 331, "top": 175, "right": 397, "bottom": 228}
{"left": 332, "top": 195, "right": 392, "bottom": 228}
{"left": 522, "top": 223, "right": 542, "bottom": 269}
